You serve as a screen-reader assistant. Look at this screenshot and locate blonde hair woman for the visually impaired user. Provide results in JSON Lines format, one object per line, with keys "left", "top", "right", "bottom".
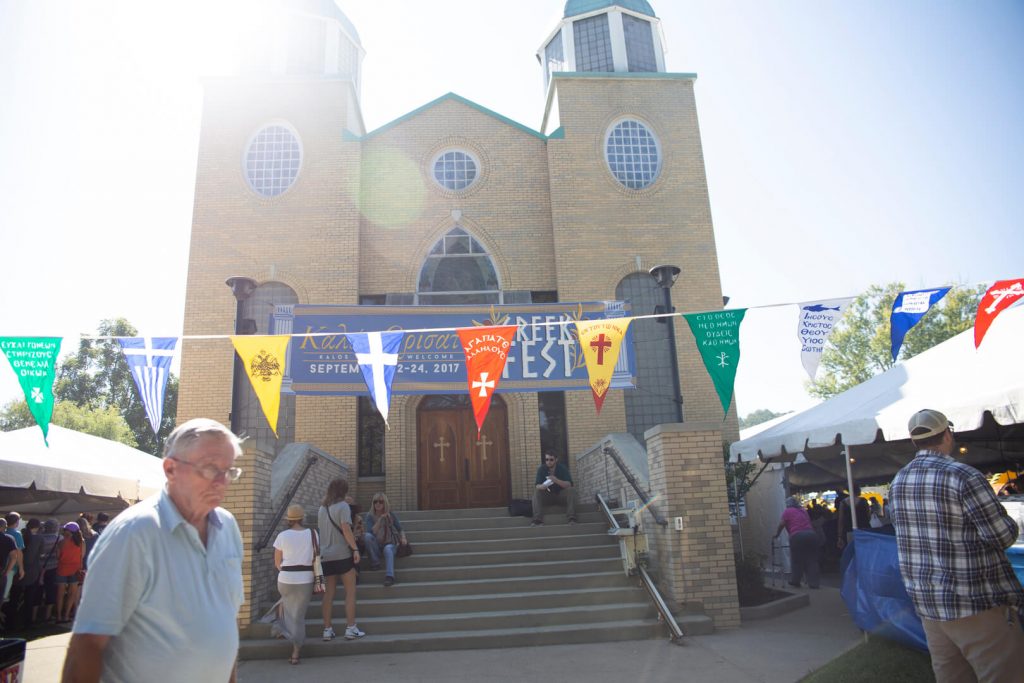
{"left": 317, "top": 478, "right": 364, "bottom": 641}
{"left": 272, "top": 504, "right": 316, "bottom": 665}
{"left": 363, "top": 492, "right": 408, "bottom": 587}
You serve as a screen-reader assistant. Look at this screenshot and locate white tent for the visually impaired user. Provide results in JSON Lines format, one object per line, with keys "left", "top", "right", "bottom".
{"left": 730, "top": 305, "right": 1024, "bottom": 490}
{"left": 0, "top": 425, "right": 166, "bottom": 515}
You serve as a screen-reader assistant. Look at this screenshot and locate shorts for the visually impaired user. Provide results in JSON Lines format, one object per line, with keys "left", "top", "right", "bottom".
{"left": 54, "top": 573, "right": 79, "bottom": 585}
{"left": 321, "top": 558, "right": 355, "bottom": 577}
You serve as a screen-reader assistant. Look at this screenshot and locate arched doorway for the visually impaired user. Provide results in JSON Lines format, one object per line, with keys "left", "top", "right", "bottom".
{"left": 417, "top": 394, "right": 510, "bottom": 510}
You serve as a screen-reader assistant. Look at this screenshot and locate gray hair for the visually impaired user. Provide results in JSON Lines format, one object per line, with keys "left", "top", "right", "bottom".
{"left": 785, "top": 496, "right": 801, "bottom": 509}
{"left": 163, "top": 418, "right": 242, "bottom": 461}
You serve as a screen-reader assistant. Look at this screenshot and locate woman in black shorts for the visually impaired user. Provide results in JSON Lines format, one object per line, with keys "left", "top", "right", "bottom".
{"left": 317, "top": 478, "right": 365, "bottom": 641}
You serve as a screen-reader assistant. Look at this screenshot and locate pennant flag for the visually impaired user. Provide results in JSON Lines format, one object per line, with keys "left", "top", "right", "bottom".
{"left": 684, "top": 310, "right": 747, "bottom": 416}
{"left": 346, "top": 331, "right": 403, "bottom": 425}
{"left": 0, "top": 337, "right": 62, "bottom": 446}
{"left": 890, "top": 287, "right": 951, "bottom": 361}
{"left": 230, "top": 335, "right": 291, "bottom": 437}
{"left": 117, "top": 337, "right": 177, "bottom": 435}
{"left": 457, "top": 325, "right": 518, "bottom": 435}
{"left": 975, "top": 279, "right": 1024, "bottom": 348}
{"left": 796, "top": 298, "right": 853, "bottom": 379}
{"left": 574, "top": 318, "right": 632, "bottom": 414}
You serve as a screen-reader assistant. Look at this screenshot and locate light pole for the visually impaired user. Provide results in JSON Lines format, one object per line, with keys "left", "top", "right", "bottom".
{"left": 649, "top": 265, "right": 683, "bottom": 423}
{"left": 226, "top": 276, "right": 258, "bottom": 435}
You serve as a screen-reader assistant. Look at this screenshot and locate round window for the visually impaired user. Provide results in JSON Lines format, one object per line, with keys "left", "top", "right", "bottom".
{"left": 605, "top": 119, "right": 661, "bottom": 190}
{"left": 432, "top": 150, "right": 479, "bottom": 192}
{"left": 244, "top": 124, "right": 302, "bottom": 197}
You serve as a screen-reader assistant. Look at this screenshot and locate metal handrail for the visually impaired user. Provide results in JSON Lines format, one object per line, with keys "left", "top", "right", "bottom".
{"left": 596, "top": 493, "right": 685, "bottom": 644}
{"left": 603, "top": 445, "right": 668, "bottom": 526}
{"left": 255, "top": 452, "right": 317, "bottom": 552}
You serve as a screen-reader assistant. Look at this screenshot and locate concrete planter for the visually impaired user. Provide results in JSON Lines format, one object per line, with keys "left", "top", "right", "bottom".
{"left": 739, "top": 590, "right": 809, "bottom": 621}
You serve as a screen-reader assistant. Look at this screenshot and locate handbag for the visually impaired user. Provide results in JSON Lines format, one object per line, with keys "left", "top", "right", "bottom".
{"left": 311, "top": 528, "right": 325, "bottom": 594}
{"left": 396, "top": 541, "right": 413, "bottom": 558}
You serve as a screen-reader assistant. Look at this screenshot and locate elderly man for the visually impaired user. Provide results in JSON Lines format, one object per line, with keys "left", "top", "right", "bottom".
{"left": 61, "top": 418, "right": 245, "bottom": 683}
{"left": 890, "top": 409, "right": 1024, "bottom": 682}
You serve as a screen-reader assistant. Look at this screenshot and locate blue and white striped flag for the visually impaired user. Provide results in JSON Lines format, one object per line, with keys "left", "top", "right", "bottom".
{"left": 117, "top": 337, "right": 178, "bottom": 434}
{"left": 345, "top": 331, "right": 403, "bottom": 425}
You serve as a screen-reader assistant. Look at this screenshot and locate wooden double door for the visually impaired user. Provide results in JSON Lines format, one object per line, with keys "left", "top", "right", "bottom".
{"left": 417, "top": 395, "right": 510, "bottom": 510}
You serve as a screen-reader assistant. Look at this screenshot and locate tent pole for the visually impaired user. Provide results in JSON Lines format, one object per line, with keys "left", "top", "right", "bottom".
{"left": 845, "top": 445, "right": 857, "bottom": 531}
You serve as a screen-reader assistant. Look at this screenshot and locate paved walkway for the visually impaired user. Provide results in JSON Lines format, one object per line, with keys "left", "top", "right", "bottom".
{"left": 23, "top": 586, "right": 861, "bottom": 683}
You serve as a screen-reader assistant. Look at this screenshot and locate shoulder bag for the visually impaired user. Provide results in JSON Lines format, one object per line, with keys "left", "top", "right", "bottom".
{"left": 311, "top": 528, "right": 325, "bottom": 594}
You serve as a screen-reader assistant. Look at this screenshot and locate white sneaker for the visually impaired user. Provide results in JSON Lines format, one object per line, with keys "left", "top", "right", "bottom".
{"left": 322, "top": 626, "right": 336, "bottom": 641}
{"left": 344, "top": 624, "right": 366, "bottom": 640}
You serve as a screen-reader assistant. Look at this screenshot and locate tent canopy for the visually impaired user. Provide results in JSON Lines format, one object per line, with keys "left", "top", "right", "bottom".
{"left": 0, "top": 425, "right": 166, "bottom": 516}
{"left": 730, "top": 305, "right": 1024, "bottom": 491}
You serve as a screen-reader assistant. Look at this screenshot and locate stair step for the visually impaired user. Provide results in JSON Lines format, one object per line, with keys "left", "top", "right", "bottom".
{"left": 408, "top": 533, "right": 615, "bottom": 554}
{"left": 400, "top": 512, "right": 601, "bottom": 532}
{"left": 409, "top": 521, "right": 609, "bottom": 542}
{"left": 387, "top": 544, "right": 617, "bottom": 568}
{"left": 396, "top": 505, "right": 599, "bottom": 521}
{"left": 355, "top": 557, "right": 623, "bottom": 584}
{"left": 328, "top": 571, "right": 630, "bottom": 601}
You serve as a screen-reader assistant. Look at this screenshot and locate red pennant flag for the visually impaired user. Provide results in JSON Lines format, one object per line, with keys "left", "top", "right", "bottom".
{"left": 975, "top": 279, "right": 1024, "bottom": 348}
{"left": 457, "top": 325, "right": 518, "bottom": 435}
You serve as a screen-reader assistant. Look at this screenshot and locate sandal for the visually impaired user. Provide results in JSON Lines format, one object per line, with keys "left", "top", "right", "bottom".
{"left": 288, "top": 656, "right": 300, "bottom": 665}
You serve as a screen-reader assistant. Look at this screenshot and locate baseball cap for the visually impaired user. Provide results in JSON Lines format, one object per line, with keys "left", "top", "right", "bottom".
{"left": 908, "top": 409, "right": 950, "bottom": 440}
{"left": 285, "top": 504, "right": 305, "bottom": 521}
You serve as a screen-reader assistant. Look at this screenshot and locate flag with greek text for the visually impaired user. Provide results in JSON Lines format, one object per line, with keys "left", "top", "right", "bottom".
{"left": 574, "top": 318, "right": 632, "bottom": 414}
{"left": 117, "top": 337, "right": 177, "bottom": 434}
{"left": 684, "top": 310, "right": 747, "bottom": 416}
{"left": 796, "top": 298, "right": 853, "bottom": 379}
{"left": 890, "top": 287, "right": 950, "bottom": 361}
{"left": 457, "top": 325, "right": 518, "bottom": 436}
{"left": 975, "top": 279, "right": 1024, "bottom": 348}
{"left": 346, "top": 331, "right": 403, "bottom": 425}
{"left": 0, "top": 337, "right": 62, "bottom": 446}
{"left": 230, "top": 335, "right": 291, "bottom": 437}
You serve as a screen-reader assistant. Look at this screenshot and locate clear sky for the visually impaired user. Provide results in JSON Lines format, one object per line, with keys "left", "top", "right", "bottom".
{"left": 1, "top": 0, "right": 1022, "bottom": 419}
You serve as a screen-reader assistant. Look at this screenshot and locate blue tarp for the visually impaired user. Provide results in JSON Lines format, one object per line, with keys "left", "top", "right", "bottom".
{"left": 840, "top": 529, "right": 928, "bottom": 651}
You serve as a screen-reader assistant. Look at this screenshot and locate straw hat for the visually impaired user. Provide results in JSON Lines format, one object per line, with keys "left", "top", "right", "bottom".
{"left": 285, "top": 504, "right": 305, "bottom": 521}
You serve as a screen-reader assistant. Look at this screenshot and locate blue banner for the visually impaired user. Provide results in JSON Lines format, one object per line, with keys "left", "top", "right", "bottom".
{"left": 274, "top": 302, "right": 636, "bottom": 396}
{"left": 890, "top": 287, "right": 950, "bottom": 361}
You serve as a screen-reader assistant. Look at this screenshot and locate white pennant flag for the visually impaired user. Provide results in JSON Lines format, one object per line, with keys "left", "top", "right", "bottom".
{"left": 796, "top": 298, "right": 853, "bottom": 379}
{"left": 117, "top": 337, "right": 178, "bottom": 434}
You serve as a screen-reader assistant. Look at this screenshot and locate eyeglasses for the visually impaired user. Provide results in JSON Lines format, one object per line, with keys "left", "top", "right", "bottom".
{"left": 171, "top": 458, "right": 243, "bottom": 483}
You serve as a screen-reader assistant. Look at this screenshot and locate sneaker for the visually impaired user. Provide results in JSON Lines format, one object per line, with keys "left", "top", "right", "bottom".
{"left": 322, "top": 626, "right": 336, "bottom": 641}
{"left": 344, "top": 624, "right": 366, "bottom": 640}
{"left": 383, "top": 576, "right": 395, "bottom": 587}
{"left": 567, "top": 518, "right": 578, "bottom": 525}
{"left": 530, "top": 519, "right": 544, "bottom": 527}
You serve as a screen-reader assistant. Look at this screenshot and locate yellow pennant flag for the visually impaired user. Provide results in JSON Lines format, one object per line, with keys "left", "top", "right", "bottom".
{"left": 574, "top": 318, "right": 632, "bottom": 414}
{"left": 230, "top": 335, "right": 290, "bottom": 437}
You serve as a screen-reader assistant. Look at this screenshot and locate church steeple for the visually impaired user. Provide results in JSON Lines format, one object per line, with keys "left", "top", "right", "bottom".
{"left": 537, "top": 1, "right": 666, "bottom": 91}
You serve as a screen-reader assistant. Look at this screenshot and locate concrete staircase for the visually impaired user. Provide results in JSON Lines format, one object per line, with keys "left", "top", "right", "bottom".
{"left": 239, "top": 506, "right": 713, "bottom": 659}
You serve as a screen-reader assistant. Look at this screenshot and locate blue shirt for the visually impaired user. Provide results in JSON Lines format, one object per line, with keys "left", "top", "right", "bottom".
{"left": 73, "top": 488, "right": 244, "bottom": 683}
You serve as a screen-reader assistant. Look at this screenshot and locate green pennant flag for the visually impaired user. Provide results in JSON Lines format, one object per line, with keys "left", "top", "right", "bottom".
{"left": 683, "top": 310, "right": 746, "bottom": 417}
{"left": 0, "top": 337, "right": 62, "bottom": 446}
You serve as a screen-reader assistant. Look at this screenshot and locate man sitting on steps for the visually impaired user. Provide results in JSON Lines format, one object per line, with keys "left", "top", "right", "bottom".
{"left": 531, "top": 453, "right": 577, "bottom": 526}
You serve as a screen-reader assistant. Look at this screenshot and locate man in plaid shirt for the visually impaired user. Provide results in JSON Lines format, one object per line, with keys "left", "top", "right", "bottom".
{"left": 890, "top": 408, "right": 1024, "bottom": 682}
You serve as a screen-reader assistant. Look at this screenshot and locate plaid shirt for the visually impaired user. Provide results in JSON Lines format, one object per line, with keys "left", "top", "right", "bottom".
{"left": 890, "top": 449, "right": 1024, "bottom": 621}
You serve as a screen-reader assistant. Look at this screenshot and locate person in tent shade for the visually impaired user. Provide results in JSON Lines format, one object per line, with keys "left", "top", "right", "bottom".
{"left": 61, "top": 418, "right": 245, "bottom": 683}
{"left": 889, "top": 409, "right": 1024, "bottom": 682}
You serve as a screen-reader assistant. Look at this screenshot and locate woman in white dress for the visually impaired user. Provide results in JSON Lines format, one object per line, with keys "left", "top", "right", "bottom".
{"left": 273, "top": 503, "right": 317, "bottom": 665}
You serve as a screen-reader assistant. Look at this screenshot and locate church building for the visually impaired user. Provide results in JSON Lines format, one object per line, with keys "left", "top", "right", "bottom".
{"left": 177, "top": 0, "right": 730, "bottom": 513}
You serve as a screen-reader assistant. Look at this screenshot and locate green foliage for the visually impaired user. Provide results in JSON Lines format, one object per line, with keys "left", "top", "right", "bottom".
{"left": 1, "top": 318, "right": 177, "bottom": 455}
{"left": 0, "top": 398, "right": 137, "bottom": 446}
{"left": 734, "top": 553, "right": 768, "bottom": 606}
{"left": 799, "top": 635, "right": 934, "bottom": 683}
{"left": 807, "top": 283, "right": 985, "bottom": 400}
{"left": 739, "top": 408, "right": 790, "bottom": 430}
{"left": 724, "top": 442, "right": 757, "bottom": 504}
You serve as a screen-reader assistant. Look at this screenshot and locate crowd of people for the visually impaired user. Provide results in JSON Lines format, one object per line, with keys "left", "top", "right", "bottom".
{"left": 0, "top": 510, "right": 111, "bottom": 631}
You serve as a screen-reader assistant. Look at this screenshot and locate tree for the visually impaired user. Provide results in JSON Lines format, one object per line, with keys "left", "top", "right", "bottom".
{"left": 0, "top": 398, "right": 137, "bottom": 446}
{"left": 739, "top": 409, "right": 790, "bottom": 431}
{"left": 0, "top": 318, "right": 178, "bottom": 455}
{"left": 807, "top": 282, "right": 985, "bottom": 400}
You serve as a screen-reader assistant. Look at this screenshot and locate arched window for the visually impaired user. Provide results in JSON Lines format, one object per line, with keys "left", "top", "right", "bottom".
{"left": 417, "top": 227, "right": 501, "bottom": 305}
{"left": 244, "top": 124, "right": 302, "bottom": 197}
{"left": 616, "top": 273, "right": 679, "bottom": 441}
{"left": 605, "top": 119, "right": 661, "bottom": 189}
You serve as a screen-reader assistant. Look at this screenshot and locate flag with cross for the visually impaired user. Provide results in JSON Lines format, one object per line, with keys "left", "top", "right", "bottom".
{"left": 346, "top": 331, "right": 403, "bottom": 426}
{"left": 457, "top": 325, "right": 518, "bottom": 436}
{"left": 117, "top": 337, "right": 178, "bottom": 435}
{"left": 573, "top": 318, "right": 633, "bottom": 414}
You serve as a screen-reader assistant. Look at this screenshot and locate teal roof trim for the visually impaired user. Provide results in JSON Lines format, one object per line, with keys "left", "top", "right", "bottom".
{"left": 361, "top": 93, "right": 548, "bottom": 141}
{"left": 551, "top": 71, "right": 697, "bottom": 80}
{"left": 547, "top": 126, "right": 565, "bottom": 139}
{"left": 564, "top": 0, "right": 655, "bottom": 18}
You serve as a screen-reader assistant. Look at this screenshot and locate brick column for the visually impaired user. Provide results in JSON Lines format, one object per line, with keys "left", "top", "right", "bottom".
{"left": 222, "top": 446, "right": 274, "bottom": 632}
{"left": 645, "top": 422, "right": 740, "bottom": 629}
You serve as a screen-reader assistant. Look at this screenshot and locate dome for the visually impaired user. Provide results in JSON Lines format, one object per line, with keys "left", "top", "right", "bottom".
{"left": 563, "top": 0, "right": 656, "bottom": 19}
{"left": 292, "top": 0, "right": 361, "bottom": 46}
